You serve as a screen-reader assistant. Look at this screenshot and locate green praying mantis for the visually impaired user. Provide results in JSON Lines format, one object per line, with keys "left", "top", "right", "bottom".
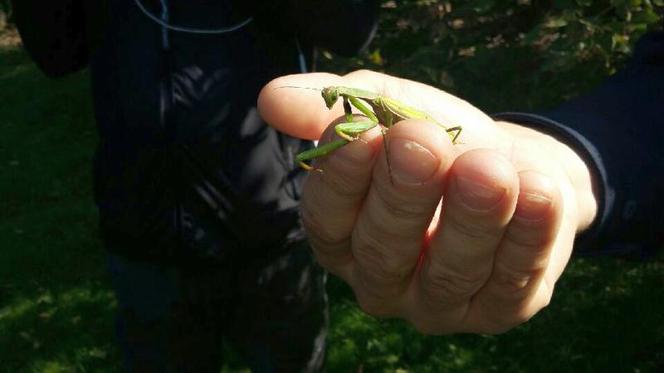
{"left": 287, "top": 86, "right": 463, "bottom": 173}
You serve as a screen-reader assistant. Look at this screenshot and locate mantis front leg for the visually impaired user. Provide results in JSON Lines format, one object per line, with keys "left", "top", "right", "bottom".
{"left": 297, "top": 95, "right": 379, "bottom": 170}
{"left": 296, "top": 139, "right": 350, "bottom": 171}
{"left": 296, "top": 95, "right": 380, "bottom": 171}
{"left": 297, "top": 96, "right": 385, "bottom": 172}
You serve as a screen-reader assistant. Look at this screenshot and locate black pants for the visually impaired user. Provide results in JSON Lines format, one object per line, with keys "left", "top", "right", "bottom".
{"left": 107, "top": 241, "right": 328, "bottom": 372}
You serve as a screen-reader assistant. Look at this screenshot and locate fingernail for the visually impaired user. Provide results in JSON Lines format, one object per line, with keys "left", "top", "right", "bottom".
{"left": 388, "top": 139, "right": 439, "bottom": 185}
{"left": 515, "top": 192, "right": 552, "bottom": 221}
{"left": 456, "top": 176, "right": 505, "bottom": 210}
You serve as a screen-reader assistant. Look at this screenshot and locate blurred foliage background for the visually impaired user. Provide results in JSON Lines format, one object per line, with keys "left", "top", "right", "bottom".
{"left": 1, "top": 1, "right": 663, "bottom": 372}
{"left": 322, "top": 0, "right": 663, "bottom": 111}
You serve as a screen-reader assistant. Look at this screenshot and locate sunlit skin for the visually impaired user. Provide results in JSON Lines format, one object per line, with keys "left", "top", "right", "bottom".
{"left": 258, "top": 70, "right": 598, "bottom": 334}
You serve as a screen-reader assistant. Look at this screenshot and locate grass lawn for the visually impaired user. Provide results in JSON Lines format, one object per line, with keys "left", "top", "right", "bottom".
{"left": 1, "top": 29, "right": 663, "bottom": 372}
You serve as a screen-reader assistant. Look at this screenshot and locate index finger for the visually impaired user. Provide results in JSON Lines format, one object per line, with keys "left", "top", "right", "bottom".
{"left": 258, "top": 71, "right": 498, "bottom": 145}
{"left": 258, "top": 73, "right": 347, "bottom": 140}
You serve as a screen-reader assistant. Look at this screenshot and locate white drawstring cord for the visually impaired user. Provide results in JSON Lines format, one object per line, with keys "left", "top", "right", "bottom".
{"left": 133, "top": 0, "right": 252, "bottom": 34}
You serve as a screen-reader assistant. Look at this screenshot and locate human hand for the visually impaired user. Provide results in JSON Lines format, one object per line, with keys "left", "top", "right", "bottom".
{"left": 258, "top": 70, "right": 597, "bottom": 334}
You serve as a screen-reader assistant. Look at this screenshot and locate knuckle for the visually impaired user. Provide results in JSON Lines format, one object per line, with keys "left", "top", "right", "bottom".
{"left": 372, "top": 182, "right": 434, "bottom": 222}
{"left": 493, "top": 267, "right": 542, "bottom": 298}
{"left": 354, "top": 243, "right": 413, "bottom": 283}
{"left": 504, "top": 221, "right": 550, "bottom": 248}
{"left": 445, "top": 212, "right": 499, "bottom": 241}
{"left": 301, "top": 207, "right": 345, "bottom": 247}
{"left": 378, "top": 194, "right": 425, "bottom": 221}
{"left": 309, "top": 237, "right": 352, "bottom": 265}
{"left": 423, "top": 264, "right": 485, "bottom": 302}
{"left": 319, "top": 168, "right": 368, "bottom": 198}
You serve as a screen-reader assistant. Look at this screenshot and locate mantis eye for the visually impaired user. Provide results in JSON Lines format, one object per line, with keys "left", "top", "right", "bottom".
{"left": 322, "top": 88, "right": 338, "bottom": 109}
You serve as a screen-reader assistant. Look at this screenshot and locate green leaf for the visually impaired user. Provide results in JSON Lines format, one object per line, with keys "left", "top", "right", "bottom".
{"left": 544, "top": 17, "right": 569, "bottom": 28}
{"left": 631, "top": 9, "right": 661, "bottom": 24}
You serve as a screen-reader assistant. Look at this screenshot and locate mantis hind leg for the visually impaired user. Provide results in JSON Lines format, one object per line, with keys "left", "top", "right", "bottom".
{"left": 334, "top": 120, "right": 378, "bottom": 142}
{"left": 295, "top": 120, "right": 378, "bottom": 171}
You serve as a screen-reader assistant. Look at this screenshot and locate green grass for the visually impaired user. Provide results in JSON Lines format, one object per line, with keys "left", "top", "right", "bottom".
{"left": 0, "top": 44, "right": 119, "bottom": 372}
{"left": 1, "top": 34, "right": 663, "bottom": 372}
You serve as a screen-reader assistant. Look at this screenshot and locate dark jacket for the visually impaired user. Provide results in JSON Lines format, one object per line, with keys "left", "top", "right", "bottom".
{"left": 494, "top": 31, "right": 664, "bottom": 259}
{"left": 86, "top": 0, "right": 379, "bottom": 265}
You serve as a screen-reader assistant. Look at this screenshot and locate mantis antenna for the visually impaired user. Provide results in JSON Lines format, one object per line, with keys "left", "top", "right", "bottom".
{"left": 273, "top": 86, "right": 322, "bottom": 92}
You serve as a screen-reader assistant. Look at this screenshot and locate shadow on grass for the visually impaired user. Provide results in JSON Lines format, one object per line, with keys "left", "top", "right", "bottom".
{"left": 0, "top": 45, "right": 121, "bottom": 372}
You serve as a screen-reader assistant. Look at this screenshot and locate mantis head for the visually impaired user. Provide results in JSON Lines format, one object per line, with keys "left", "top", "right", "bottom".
{"left": 321, "top": 87, "right": 339, "bottom": 109}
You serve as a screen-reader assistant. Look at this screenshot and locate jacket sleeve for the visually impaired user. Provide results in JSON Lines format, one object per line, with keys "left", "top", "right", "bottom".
{"left": 492, "top": 31, "right": 664, "bottom": 259}
{"left": 233, "top": 0, "right": 380, "bottom": 56}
